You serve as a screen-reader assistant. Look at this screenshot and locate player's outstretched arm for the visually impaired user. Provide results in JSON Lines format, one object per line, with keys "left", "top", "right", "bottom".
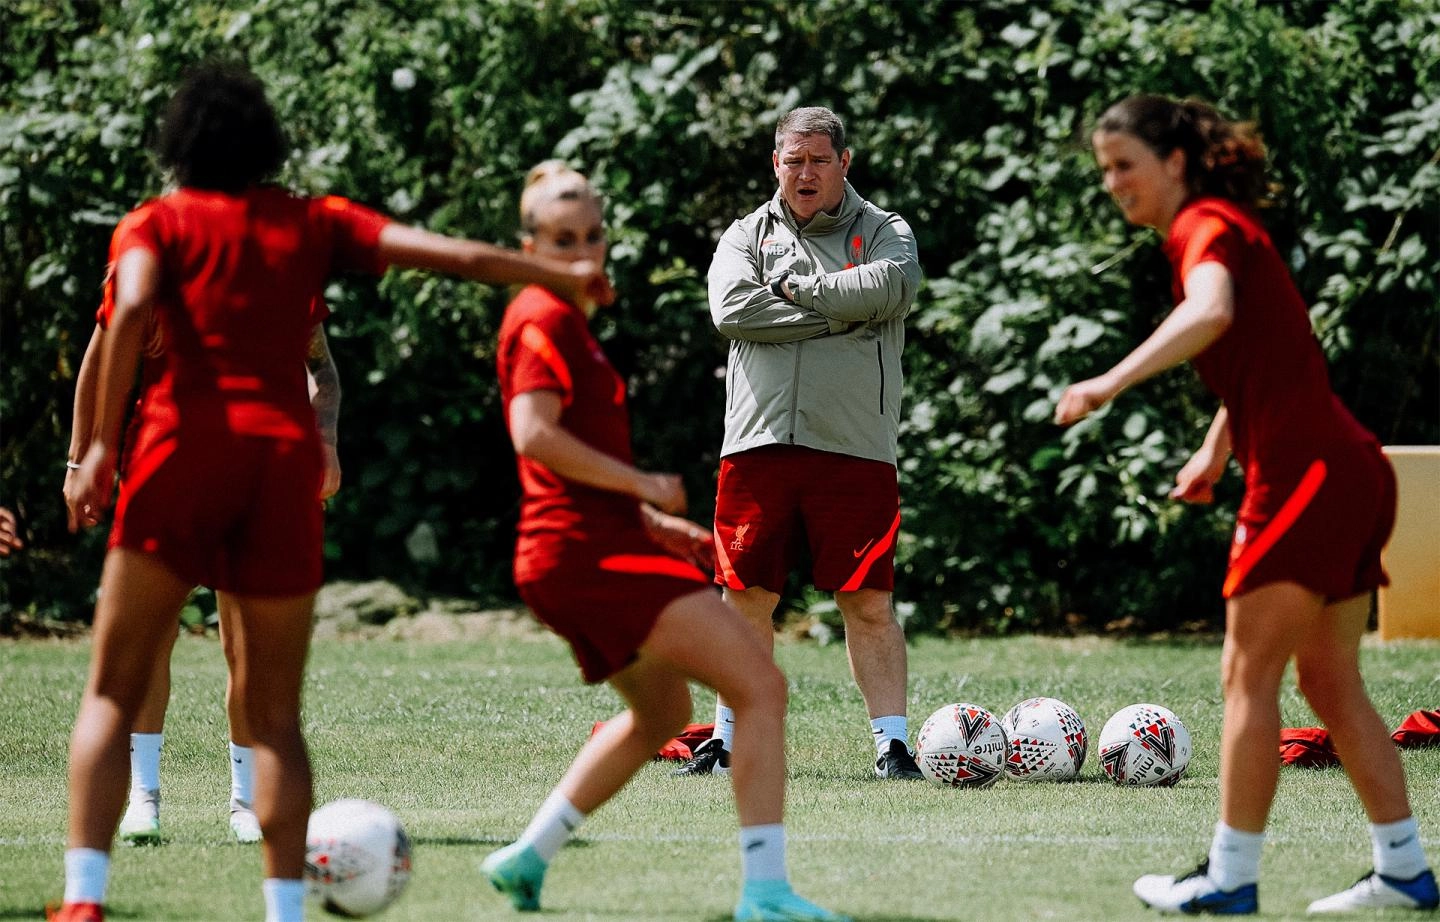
{"left": 377, "top": 224, "right": 614, "bottom": 311}
{"left": 1055, "top": 262, "right": 1234, "bottom": 426}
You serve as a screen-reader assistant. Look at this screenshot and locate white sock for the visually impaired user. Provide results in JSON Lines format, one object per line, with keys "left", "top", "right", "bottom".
{"left": 714, "top": 704, "right": 736, "bottom": 750}
{"left": 518, "top": 790, "right": 585, "bottom": 863}
{"left": 739, "top": 824, "right": 787, "bottom": 882}
{"left": 230, "top": 742, "right": 255, "bottom": 807}
{"left": 63, "top": 848, "right": 109, "bottom": 904}
{"left": 262, "top": 878, "right": 305, "bottom": 922}
{"left": 130, "top": 733, "right": 163, "bottom": 798}
{"left": 870, "top": 716, "right": 908, "bottom": 755}
{"left": 1207, "top": 822, "right": 1264, "bottom": 890}
{"left": 1372, "top": 816, "right": 1429, "bottom": 879}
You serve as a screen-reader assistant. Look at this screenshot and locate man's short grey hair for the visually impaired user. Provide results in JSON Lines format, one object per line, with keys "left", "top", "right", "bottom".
{"left": 775, "top": 107, "right": 846, "bottom": 153}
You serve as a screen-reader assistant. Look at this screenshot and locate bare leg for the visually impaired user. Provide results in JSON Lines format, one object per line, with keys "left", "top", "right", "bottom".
{"left": 834, "top": 588, "right": 907, "bottom": 720}
{"left": 704, "top": 586, "right": 781, "bottom": 733}
{"left": 227, "top": 591, "right": 315, "bottom": 879}
{"left": 132, "top": 620, "right": 179, "bottom": 735}
{"left": 217, "top": 592, "right": 253, "bottom": 746}
{"left": 722, "top": 585, "right": 780, "bottom": 653}
{"left": 559, "top": 588, "right": 787, "bottom": 825}
{"left": 67, "top": 549, "right": 192, "bottom": 850}
{"left": 1295, "top": 594, "right": 1412, "bottom": 823}
{"left": 1218, "top": 581, "right": 1317, "bottom": 832}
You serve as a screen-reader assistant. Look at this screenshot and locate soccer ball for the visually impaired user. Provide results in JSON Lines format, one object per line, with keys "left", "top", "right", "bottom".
{"left": 1098, "top": 703, "right": 1193, "bottom": 787}
{"left": 305, "top": 799, "right": 413, "bottom": 917}
{"left": 1000, "top": 696, "right": 1088, "bottom": 782}
{"left": 915, "top": 702, "right": 1008, "bottom": 788}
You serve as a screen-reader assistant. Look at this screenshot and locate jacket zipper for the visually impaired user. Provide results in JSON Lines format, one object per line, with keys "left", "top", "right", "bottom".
{"left": 877, "top": 341, "right": 885, "bottom": 415}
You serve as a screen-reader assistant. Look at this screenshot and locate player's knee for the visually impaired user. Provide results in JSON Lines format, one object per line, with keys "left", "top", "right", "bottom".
{"left": 748, "top": 660, "right": 788, "bottom": 714}
{"left": 1295, "top": 659, "right": 1361, "bottom": 719}
{"left": 836, "top": 591, "right": 896, "bottom": 630}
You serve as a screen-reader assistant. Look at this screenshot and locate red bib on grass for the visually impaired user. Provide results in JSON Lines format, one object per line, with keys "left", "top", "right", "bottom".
{"left": 590, "top": 721, "right": 715, "bottom": 761}
{"left": 1278, "top": 727, "right": 1340, "bottom": 768}
{"left": 1391, "top": 710, "right": 1440, "bottom": 748}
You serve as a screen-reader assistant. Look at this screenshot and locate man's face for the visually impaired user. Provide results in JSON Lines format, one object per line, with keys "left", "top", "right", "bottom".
{"left": 773, "top": 132, "right": 850, "bottom": 226}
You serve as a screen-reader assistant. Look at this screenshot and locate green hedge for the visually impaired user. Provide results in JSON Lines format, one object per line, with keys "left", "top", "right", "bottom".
{"left": 2, "top": 0, "right": 1436, "bottom": 632}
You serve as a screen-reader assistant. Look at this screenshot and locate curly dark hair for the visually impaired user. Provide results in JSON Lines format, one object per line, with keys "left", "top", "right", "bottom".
{"left": 1095, "top": 94, "right": 1269, "bottom": 207}
{"left": 156, "top": 61, "right": 286, "bottom": 192}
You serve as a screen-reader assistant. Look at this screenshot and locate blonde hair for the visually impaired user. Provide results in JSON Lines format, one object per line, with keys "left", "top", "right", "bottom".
{"left": 519, "top": 160, "right": 601, "bottom": 234}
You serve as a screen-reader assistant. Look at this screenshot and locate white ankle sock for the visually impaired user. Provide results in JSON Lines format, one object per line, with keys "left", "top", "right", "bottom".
{"left": 739, "top": 823, "right": 787, "bottom": 882}
{"left": 229, "top": 742, "right": 255, "bottom": 806}
{"left": 1372, "top": 816, "right": 1429, "bottom": 879}
{"left": 262, "top": 878, "right": 305, "bottom": 922}
{"left": 63, "top": 848, "right": 109, "bottom": 904}
{"left": 130, "top": 733, "right": 163, "bottom": 797}
{"left": 714, "top": 704, "right": 736, "bottom": 750}
{"left": 870, "top": 716, "right": 908, "bottom": 755}
{"left": 518, "top": 790, "right": 585, "bottom": 863}
{"left": 1207, "top": 822, "right": 1264, "bottom": 889}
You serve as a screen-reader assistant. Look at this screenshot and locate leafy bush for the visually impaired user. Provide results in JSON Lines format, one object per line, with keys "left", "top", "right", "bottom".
{"left": 2, "top": 0, "right": 1436, "bottom": 633}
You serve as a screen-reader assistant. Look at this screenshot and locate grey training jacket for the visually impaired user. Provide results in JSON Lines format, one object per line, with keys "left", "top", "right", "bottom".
{"left": 708, "top": 181, "right": 921, "bottom": 466}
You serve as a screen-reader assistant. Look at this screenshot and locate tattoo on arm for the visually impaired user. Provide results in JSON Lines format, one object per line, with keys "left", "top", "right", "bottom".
{"left": 306, "top": 326, "right": 341, "bottom": 445}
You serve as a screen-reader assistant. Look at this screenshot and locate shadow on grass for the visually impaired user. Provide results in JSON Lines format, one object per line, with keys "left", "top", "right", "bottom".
{"left": 411, "top": 835, "right": 595, "bottom": 850}
{"left": 700, "top": 914, "right": 949, "bottom": 922}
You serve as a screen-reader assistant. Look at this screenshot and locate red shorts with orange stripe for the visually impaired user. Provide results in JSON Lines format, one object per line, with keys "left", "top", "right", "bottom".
{"left": 1225, "top": 440, "right": 1395, "bottom": 601}
{"left": 712, "top": 444, "right": 899, "bottom": 594}
{"left": 517, "top": 533, "right": 711, "bottom": 684}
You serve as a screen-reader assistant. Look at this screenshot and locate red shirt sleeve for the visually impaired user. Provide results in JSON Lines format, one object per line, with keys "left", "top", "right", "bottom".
{"left": 97, "top": 204, "right": 163, "bottom": 329}
{"left": 505, "top": 314, "right": 576, "bottom": 406}
{"left": 316, "top": 195, "right": 392, "bottom": 275}
{"left": 1171, "top": 206, "right": 1244, "bottom": 281}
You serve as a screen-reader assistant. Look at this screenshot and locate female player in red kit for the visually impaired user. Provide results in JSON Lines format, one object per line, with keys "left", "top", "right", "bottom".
{"left": 55, "top": 62, "right": 611, "bottom": 922}
{"left": 479, "top": 161, "right": 846, "bottom": 922}
{"left": 1056, "top": 93, "right": 1435, "bottom": 916}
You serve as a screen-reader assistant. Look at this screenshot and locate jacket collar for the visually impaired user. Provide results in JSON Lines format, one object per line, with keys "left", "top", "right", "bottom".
{"left": 768, "top": 181, "right": 862, "bottom": 233}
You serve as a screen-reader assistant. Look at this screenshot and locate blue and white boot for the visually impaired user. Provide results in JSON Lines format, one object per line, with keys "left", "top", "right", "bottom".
{"left": 1133, "top": 860, "right": 1258, "bottom": 914}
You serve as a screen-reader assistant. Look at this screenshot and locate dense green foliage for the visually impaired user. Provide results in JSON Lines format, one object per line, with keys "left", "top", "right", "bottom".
{"left": 3, "top": 0, "right": 1436, "bottom": 631}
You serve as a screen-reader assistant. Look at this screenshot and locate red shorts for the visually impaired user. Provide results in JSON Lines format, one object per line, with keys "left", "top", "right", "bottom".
{"left": 1225, "top": 440, "right": 1395, "bottom": 601}
{"left": 712, "top": 444, "right": 900, "bottom": 593}
{"left": 517, "top": 532, "right": 710, "bottom": 684}
{"left": 110, "top": 426, "right": 324, "bottom": 596}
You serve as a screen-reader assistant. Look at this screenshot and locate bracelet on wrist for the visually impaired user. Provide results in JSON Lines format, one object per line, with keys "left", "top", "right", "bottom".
{"left": 65, "top": 460, "right": 82, "bottom": 470}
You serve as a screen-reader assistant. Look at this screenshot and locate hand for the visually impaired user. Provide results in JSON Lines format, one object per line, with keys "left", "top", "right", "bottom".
{"left": 562, "top": 259, "right": 615, "bottom": 313}
{"left": 635, "top": 472, "right": 686, "bottom": 516}
{"left": 66, "top": 444, "right": 118, "bottom": 533}
{"left": 319, "top": 443, "right": 342, "bottom": 500}
{"left": 1169, "top": 447, "right": 1227, "bottom": 504}
{"left": 0, "top": 506, "right": 22, "bottom": 556}
{"left": 1054, "top": 376, "right": 1117, "bottom": 426}
{"left": 642, "top": 508, "right": 715, "bottom": 571}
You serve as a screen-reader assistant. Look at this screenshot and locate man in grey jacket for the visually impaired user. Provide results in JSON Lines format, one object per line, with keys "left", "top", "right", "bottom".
{"left": 677, "top": 106, "right": 924, "bottom": 780}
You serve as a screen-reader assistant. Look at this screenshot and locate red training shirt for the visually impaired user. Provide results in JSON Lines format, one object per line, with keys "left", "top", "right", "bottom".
{"left": 1164, "top": 196, "right": 1377, "bottom": 479}
{"left": 102, "top": 186, "right": 390, "bottom": 441}
{"left": 496, "top": 285, "right": 640, "bottom": 584}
